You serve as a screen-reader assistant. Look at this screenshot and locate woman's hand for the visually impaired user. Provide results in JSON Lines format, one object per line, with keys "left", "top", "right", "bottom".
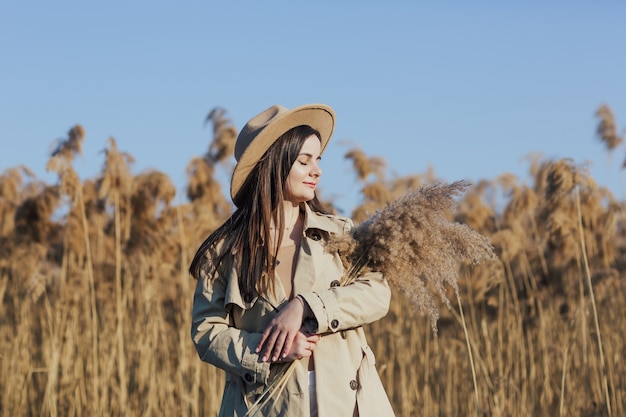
{"left": 280, "top": 330, "right": 321, "bottom": 361}
{"left": 256, "top": 298, "right": 320, "bottom": 362}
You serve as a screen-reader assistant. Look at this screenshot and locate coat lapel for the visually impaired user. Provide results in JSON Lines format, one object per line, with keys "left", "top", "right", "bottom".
{"left": 223, "top": 257, "right": 285, "bottom": 311}
{"left": 292, "top": 234, "right": 318, "bottom": 294}
{"left": 292, "top": 204, "right": 344, "bottom": 295}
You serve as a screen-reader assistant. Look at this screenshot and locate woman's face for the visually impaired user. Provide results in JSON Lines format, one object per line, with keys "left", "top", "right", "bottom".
{"left": 283, "top": 134, "right": 322, "bottom": 204}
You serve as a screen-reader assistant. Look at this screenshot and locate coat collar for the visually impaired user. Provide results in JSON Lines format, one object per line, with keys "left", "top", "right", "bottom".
{"left": 301, "top": 202, "right": 345, "bottom": 235}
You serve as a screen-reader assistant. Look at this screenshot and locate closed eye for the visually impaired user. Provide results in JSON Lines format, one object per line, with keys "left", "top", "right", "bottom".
{"left": 297, "top": 153, "right": 321, "bottom": 166}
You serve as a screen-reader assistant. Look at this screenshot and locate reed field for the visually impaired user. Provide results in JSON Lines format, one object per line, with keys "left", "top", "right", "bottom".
{"left": 1, "top": 106, "right": 624, "bottom": 416}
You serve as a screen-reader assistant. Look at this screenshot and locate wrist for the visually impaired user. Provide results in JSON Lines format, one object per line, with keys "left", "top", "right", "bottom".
{"left": 294, "top": 295, "right": 305, "bottom": 313}
{"left": 295, "top": 294, "right": 314, "bottom": 320}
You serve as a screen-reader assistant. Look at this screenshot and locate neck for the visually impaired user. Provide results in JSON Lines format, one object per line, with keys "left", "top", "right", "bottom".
{"left": 269, "top": 203, "right": 302, "bottom": 249}
{"left": 282, "top": 202, "right": 300, "bottom": 231}
{"left": 269, "top": 203, "right": 301, "bottom": 233}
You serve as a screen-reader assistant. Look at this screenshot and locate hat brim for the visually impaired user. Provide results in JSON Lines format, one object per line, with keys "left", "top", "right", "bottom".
{"left": 230, "top": 104, "right": 335, "bottom": 202}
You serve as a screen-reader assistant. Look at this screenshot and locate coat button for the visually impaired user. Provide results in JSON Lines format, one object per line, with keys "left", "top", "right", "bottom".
{"left": 340, "top": 330, "right": 347, "bottom": 339}
{"left": 311, "top": 232, "right": 321, "bottom": 241}
{"left": 330, "top": 319, "right": 339, "bottom": 329}
{"left": 349, "top": 380, "right": 359, "bottom": 390}
{"left": 244, "top": 373, "right": 254, "bottom": 383}
{"left": 244, "top": 293, "right": 253, "bottom": 303}
{"left": 330, "top": 280, "right": 340, "bottom": 288}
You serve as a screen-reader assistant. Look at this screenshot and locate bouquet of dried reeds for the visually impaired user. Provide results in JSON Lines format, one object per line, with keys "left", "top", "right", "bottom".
{"left": 328, "top": 180, "right": 496, "bottom": 331}
{"left": 246, "top": 181, "right": 495, "bottom": 416}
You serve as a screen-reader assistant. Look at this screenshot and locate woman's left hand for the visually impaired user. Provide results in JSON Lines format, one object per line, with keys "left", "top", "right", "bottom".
{"left": 256, "top": 297, "right": 307, "bottom": 362}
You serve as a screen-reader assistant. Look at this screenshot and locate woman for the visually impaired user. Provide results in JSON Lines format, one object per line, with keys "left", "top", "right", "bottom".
{"left": 190, "top": 104, "right": 395, "bottom": 417}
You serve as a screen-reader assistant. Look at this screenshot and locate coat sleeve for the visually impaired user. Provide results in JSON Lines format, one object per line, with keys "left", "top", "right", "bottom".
{"left": 299, "top": 270, "right": 391, "bottom": 334}
{"left": 190, "top": 265, "right": 271, "bottom": 385}
{"left": 299, "top": 217, "right": 392, "bottom": 335}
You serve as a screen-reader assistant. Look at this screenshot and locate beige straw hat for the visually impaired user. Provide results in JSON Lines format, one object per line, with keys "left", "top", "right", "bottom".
{"left": 230, "top": 103, "right": 336, "bottom": 202}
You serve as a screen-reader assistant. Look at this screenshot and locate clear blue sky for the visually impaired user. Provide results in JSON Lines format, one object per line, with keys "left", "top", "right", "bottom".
{"left": 2, "top": 1, "right": 625, "bottom": 214}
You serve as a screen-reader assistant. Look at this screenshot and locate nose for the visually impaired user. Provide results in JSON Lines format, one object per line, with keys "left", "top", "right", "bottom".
{"left": 311, "top": 162, "right": 322, "bottom": 178}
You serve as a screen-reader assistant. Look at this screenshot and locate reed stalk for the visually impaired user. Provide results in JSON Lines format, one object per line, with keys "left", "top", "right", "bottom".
{"left": 457, "top": 291, "right": 480, "bottom": 415}
{"left": 114, "top": 194, "right": 128, "bottom": 411}
{"left": 76, "top": 184, "right": 101, "bottom": 413}
{"left": 559, "top": 345, "right": 569, "bottom": 417}
{"left": 575, "top": 188, "right": 611, "bottom": 416}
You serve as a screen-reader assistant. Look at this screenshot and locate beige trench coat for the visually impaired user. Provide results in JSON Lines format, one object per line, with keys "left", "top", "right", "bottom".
{"left": 191, "top": 204, "right": 396, "bottom": 417}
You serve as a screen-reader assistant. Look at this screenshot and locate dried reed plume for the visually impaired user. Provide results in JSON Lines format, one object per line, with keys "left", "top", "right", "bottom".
{"left": 98, "top": 137, "right": 135, "bottom": 202}
{"left": 545, "top": 158, "right": 586, "bottom": 202}
{"left": 344, "top": 147, "right": 386, "bottom": 181}
{"left": 327, "top": 180, "right": 496, "bottom": 331}
{"left": 205, "top": 107, "right": 237, "bottom": 164}
{"left": 126, "top": 170, "right": 176, "bottom": 256}
{"left": 46, "top": 125, "right": 86, "bottom": 202}
{"left": 345, "top": 146, "right": 437, "bottom": 223}
{"left": 595, "top": 104, "right": 623, "bottom": 152}
{"left": 0, "top": 166, "right": 36, "bottom": 237}
{"left": 47, "top": 124, "right": 85, "bottom": 169}
{"left": 185, "top": 108, "right": 236, "bottom": 244}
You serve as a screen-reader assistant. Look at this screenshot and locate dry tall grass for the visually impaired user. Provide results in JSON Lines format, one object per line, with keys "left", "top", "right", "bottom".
{"left": 1, "top": 105, "right": 625, "bottom": 416}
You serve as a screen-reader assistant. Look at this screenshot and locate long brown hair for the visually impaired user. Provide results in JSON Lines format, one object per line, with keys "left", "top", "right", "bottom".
{"left": 189, "top": 125, "right": 329, "bottom": 300}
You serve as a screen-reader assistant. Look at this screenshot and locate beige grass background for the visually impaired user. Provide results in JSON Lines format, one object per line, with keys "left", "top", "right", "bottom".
{"left": 1, "top": 105, "right": 624, "bottom": 416}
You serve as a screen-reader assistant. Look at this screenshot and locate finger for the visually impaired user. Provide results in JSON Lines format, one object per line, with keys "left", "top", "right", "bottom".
{"left": 305, "top": 333, "right": 320, "bottom": 341}
{"left": 256, "top": 322, "right": 277, "bottom": 353}
{"left": 281, "top": 333, "right": 296, "bottom": 359}
{"left": 260, "top": 330, "right": 279, "bottom": 362}
{"left": 299, "top": 341, "right": 312, "bottom": 358}
{"left": 256, "top": 326, "right": 273, "bottom": 353}
{"left": 272, "top": 332, "right": 288, "bottom": 362}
